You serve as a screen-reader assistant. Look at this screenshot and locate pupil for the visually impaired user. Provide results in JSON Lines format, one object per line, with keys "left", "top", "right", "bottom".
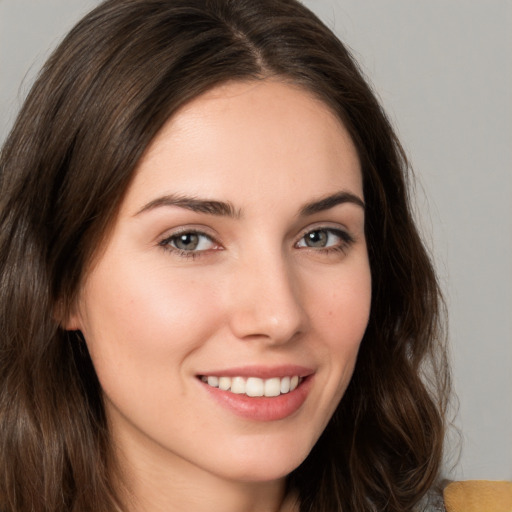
{"left": 176, "top": 233, "right": 199, "bottom": 250}
{"left": 306, "top": 230, "right": 327, "bottom": 247}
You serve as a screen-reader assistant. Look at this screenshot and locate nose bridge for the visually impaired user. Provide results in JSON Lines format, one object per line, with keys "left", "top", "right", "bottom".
{"left": 227, "top": 246, "right": 306, "bottom": 344}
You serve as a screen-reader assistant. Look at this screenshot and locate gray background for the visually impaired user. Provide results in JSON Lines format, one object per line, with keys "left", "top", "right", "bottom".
{"left": 1, "top": 0, "right": 511, "bottom": 481}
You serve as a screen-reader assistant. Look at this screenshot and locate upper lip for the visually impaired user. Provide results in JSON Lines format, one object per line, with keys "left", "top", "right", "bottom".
{"left": 196, "top": 365, "right": 314, "bottom": 379}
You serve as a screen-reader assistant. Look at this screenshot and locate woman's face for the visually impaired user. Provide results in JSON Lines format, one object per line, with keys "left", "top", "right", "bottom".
{"left": 69, "top": 80, "right": 371, "bottom": 485}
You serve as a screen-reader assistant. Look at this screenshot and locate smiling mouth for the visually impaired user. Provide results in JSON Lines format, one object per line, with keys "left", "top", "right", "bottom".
{"left": 199, "top": 375, "right": 303, "bottom": 397}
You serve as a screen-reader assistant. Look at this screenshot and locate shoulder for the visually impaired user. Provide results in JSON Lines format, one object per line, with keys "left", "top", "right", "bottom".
{"left": 442, "top": 480, "right": 512, "bottom": 512}
{"left": 421, "top": 480, "right": 512, "bottom": 512}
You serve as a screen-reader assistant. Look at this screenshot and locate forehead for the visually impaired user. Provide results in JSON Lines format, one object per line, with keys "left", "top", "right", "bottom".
{"left": 124, "top": 79, "right": 362, "bottom": 212}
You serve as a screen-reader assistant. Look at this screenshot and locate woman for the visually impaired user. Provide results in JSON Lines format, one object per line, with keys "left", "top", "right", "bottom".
{"left": 0, "top": 0, "right": 450, "bottom": 511}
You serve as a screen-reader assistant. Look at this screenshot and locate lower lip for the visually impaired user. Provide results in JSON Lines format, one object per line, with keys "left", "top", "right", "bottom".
{"left": 199, "top": 376, "right": 313, "bottom": 421}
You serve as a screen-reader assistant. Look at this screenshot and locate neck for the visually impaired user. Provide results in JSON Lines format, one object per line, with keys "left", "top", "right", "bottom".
{"left": 124, "top": 468, "right": 290, "bottom": 512}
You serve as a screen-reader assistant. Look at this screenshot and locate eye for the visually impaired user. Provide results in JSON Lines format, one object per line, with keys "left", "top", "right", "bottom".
{"left": 296, "top": 227, "right": 353, "bottom": 250}
{"left": 160, "top": 230, "right": 218, "bottom": 253}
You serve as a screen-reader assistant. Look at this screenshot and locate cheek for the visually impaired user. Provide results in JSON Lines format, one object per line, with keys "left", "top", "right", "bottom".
{"left": 312, "top": 264, "right": 371, "bottom": 344}
{"left": 307, "top": 263, "right": 371, "bottom": 392}
{"left": 77, "top": 263, "right": 223, "bottom": 391}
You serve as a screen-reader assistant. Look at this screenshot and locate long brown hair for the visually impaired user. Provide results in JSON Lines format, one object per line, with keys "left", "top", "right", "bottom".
{"left": 0, "top": 1, "right": 450, "bottom": 510}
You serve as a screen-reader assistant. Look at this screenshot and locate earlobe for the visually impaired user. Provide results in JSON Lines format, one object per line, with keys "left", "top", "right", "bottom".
{"left": 63, "top": 312, "right": 82, "bottom": 331}
{"left": 54, "top": 298, "right": 82, "bottom": 331}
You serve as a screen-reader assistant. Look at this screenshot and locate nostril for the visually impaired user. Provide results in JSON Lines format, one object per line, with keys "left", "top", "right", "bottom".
{"left": 227, "top": 296, "right": 305, "bottom": 343}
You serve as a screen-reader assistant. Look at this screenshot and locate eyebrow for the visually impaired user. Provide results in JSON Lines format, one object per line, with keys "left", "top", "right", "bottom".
{"left": 135, "top": 190, "right": 364, "bottom": 218}
{"left": 299, "top": 191, "right": 365, "bottom": 216}
{"left": 135, "top": 194, "right": 240, "bottom": 218}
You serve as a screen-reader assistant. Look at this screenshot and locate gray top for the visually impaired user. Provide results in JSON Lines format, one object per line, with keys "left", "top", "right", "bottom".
{"left": 419, "top": 489, "right": 446, "bottom": 512}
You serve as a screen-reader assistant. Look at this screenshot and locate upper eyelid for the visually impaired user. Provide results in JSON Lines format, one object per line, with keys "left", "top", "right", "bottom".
{"left": 162, "top": 230, "right": 214, "bottom": 241}
{"left": 294, "top": 225, "right": 356, "bottom": 250}
{"left": 296, "top": 223, "right": 352, "bottom": 238}
{"left": 158, "top": 225, "right": 219, "bottom": 242}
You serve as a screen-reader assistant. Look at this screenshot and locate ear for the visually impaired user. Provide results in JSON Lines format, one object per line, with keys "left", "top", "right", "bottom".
{"left": 63, "top": 312, "right": 82, "bottom": 331}
{"left": 54, "top": 298, "right": 82, "bottom": 331}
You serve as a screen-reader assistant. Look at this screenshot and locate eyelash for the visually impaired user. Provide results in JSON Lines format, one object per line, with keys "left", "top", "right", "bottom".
{"left": 296, "top": 227, "right": 355, "bottom": 255}
{"left": 158, "top": 229, "right": 218, "bottom": 260}
{"left": 158, "top": 227, "right": 355, "bottom": 260}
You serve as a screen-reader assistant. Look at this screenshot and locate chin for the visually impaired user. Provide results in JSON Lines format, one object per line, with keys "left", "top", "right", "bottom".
{"left": 212, "top": 439, "right": 314, "bottom": 483}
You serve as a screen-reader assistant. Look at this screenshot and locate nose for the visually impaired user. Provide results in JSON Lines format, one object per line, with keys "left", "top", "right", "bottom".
{"left": 226, "top": 251, "right": 307, "bottom": 345}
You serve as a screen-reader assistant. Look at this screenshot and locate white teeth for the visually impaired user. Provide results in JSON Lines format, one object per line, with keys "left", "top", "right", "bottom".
{"left": 218, "top": 376, "right": 231, "bottom": 391}
{"left": 280, "top": 376, "right": 291, "bottom": 394}
{"left": 230, "top": 376, "right": 245, "bottom": 394}
{"left": 200, "top": 375, "right": 303, "bottom": 397}
{"left": 246, "top": 377, "right": 264, "bottom": 397}
{"left": 264, "top": 377, "right": 281, "bottom": 397}
{"left": 207, "top": 376, "right": 219, "bottom": 387}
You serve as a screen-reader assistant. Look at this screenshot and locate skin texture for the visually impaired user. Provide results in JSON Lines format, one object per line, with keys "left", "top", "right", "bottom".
{"left": 68, "top": 80, "right": 372, "bottom": 512}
